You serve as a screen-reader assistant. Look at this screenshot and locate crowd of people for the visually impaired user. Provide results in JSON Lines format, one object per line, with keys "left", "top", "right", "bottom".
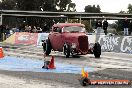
{"left": 95, "top": 19, "right": 108, "bottom": 35}
{"left": 0, "top": 18, "right": 132, "bottom": 41}
{"left": 95, "top": 18, "right": 132, "bottom": 36}
{"left": 24, "top": 25, "right": 43, "bottom": 33}
{"left": 0, "top": 24, "right": 49, "bottom": 41}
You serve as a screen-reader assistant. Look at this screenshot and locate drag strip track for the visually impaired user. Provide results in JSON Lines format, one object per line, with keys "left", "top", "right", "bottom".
{"left": 1, "top": 44, "right": 132, "bottom": 88}
{"left": 4, "top": 46, "right": 132, "bottom": 70}
{"left": 0, "top": 69, "right": 132, "bottom": 88}
{"left": 0, "top": 70, "right": 82, "bottom": 88}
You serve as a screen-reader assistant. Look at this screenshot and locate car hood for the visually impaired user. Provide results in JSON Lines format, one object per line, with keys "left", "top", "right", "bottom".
{"left": 62, "top": 33, "right": 87, "bottom": 43}
{"left": 63, "top": 33, "right": 87, "bottom": 38}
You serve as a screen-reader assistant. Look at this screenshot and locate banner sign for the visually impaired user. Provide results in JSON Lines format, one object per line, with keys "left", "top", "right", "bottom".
{"left": 15, "top": 32, "right": 38, "bottom": 45}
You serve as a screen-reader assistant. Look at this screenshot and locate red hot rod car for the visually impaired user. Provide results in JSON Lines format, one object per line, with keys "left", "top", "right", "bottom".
{"left": 42, "top": 23, "right": 101, "bottom": 58}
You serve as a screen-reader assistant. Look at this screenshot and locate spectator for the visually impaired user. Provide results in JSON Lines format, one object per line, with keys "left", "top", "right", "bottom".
{"left": 103, "top": 19, "right": 108, "bottom": 35}
{"left": 15, "top": 27, "right": 20, "bottom": 32}
{"left": 32, "top": 26, "right": 37, "bottom": 33}
{"left": 37, "top": 27, "right": 42, "bottom": 33}
{"left": 129, "top": 20, "right": 132, "bottom": 35}
{"left": 95, "top": 20, "right": 102, "bottom": 34}
{"left": 0, "top": 25, "right": 4, "bottom": 41}
{"left": 123, "top": 17, "right": 129, "bottom": 36}
{"left": 5, "top": 25, "right": 10, "bottom": 38}
{"left": 25, "top": 25, "right": 31, "bottom": 32}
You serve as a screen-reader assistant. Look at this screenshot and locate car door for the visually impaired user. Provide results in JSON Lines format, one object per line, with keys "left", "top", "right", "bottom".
{"left": 50, "top": 27, "right": 63, "bottom": 51}
{"left": 49, "top": 27, "right": 57, "bottom": 50}
{"left": 56, "top": 27, "right": 64, "bottom": 51}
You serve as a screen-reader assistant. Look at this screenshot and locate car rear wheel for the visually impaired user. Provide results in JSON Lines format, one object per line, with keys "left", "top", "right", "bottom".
{"left": 63, "top": 44, "right": 70, "bottom": 58}
{"left": 93, "top": 42, "right": 101, "bottom": 58}
{"left": 44, "top": 39, "right": 52, "bottom": 55}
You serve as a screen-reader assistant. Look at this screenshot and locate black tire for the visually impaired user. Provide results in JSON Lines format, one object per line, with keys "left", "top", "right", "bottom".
{"left": 93, "top": 42, "right": 101, "bottom": 58}
{"left": 63, "top": 44, "right": 70, "bottom": 58}
{"left": 80, "top": 78, "right": 91, "bottom": 86}
{"left": 44, "top": 39, "right": 52, "bottom": 55}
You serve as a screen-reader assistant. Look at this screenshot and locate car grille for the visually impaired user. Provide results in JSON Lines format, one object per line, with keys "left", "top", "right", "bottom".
{"left": 78, "top": 36, "right": 88, "bottom": 53}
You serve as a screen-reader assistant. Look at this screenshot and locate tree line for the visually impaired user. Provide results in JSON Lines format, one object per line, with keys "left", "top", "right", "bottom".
{"left": 0, "top": 0, "right": 132, "bottom": 33}
{"left": 0, "top": 0, "right": 76, "bottom": 12}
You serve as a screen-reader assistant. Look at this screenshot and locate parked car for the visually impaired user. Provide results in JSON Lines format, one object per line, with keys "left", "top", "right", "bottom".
{"left": 42, "top": 23, "right": 101, "bottom": 58}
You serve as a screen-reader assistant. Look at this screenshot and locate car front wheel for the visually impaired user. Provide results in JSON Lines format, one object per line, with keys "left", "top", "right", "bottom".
{"left": 44, "top": 39, "right": 52, "bottom": 55}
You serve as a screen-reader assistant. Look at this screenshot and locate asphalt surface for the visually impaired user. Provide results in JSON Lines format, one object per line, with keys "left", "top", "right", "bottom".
{"left": 0, "top": 43, "right": 132, "bottom": 88}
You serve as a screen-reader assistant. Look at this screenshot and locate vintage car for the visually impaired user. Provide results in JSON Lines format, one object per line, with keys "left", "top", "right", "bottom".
{"left": 42, "top": 23, "right": 101, "bottom": 58}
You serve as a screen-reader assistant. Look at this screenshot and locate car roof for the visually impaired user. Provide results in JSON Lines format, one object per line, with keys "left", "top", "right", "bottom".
{"left": 53, "top": 23, "right": 85, "bottom": 28}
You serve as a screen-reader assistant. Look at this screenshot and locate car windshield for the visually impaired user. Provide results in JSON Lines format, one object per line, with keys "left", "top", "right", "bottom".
{"left": 63, "top": 26, "right": 86, "bottom": 33}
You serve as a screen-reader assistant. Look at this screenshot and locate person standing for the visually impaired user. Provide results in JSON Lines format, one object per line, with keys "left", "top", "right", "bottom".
{"left": 0, "top": 25, "right": 4, "bottom": 41}
{"left": 129, "top": 20, "right": 132, "bottom": 35}
{"left": 123, "top": 17, "right": 129, "bottom": 36}
{"left": 95, "top": 20, "right": 102, "bottom": 34}
{"left": 103, "top": 19, "right": 108, "bottom": 35}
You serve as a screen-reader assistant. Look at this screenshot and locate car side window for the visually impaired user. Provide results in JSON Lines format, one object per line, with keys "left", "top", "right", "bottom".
{"left": 53, "top": 27, "right": 57, "bottom": 32}
{"left": 53, "top": 27, "right": 61, "bottom": 33}
{"left": 57, "top": 28, "right": 61, "bottom": 33}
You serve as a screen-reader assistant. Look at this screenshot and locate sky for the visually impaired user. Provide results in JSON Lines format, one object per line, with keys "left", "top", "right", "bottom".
{"left": 72, "top": 0, "right": 132, "bottom": 13}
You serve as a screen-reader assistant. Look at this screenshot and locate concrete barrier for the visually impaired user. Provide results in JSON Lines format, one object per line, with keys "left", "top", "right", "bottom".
{"left": 37, "top": 33, "right": 49, "bottom": 46}
{"left": 3, "top": 32, "right": 132, "bottom": 54}
{"left": 97, "top": 35, "right": 132, "bottom": 53}
{"left": 3, "top": 33, "right": 16, "bottom": 44}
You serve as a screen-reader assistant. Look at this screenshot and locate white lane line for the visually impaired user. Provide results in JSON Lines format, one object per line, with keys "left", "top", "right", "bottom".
{"left": 91, "top": 59, "right": 132, "bottom": 67}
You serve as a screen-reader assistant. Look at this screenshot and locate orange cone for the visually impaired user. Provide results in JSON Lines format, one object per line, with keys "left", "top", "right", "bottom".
{"left": 0, "top": 47, "right": 4, "bottom": 58}
{"left": 81, "top": 68, "right": 89, "bottom": 78}
{"left": 85, "top": 71, "right": 89, "bottom": 78}
{"left": 48, "top": 56, "right": 56, "bottom": 69}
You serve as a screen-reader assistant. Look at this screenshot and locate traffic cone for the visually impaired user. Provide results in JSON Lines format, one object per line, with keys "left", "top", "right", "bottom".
{"left": 48, "top": 56, "right": 56, "bottom": 69}
{"left": 80, "top": 68, "right": 90, "bottom": 86}
{"left": 81, "top": 68, "right": 89, "bottom": 78}
{"left": 0, "top": 47, "right": 4, "bottom": 58}
{"left": 82, "top": 67, "right": 85, "bottom": 77}
{"left": 85, "top": 71, "right": 89, "bottom": 78}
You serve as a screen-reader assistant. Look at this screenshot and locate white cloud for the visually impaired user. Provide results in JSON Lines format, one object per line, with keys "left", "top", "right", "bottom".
{"left": 72, "top": 0, "right": 132, "bottom": 13}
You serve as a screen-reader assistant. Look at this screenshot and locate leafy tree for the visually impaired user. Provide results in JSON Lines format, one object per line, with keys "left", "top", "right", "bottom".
{"left": 56, "top": 0, "right": 71, "bottom": 11}
{"left": 96, "top": 5, "right": 101, "bottom": 13}
{"left": 0, "top": 0, "right": 16, "bottom": 10}
{"left": 67, "top": 3, "right": 76, "bottom": 12}
{"left": 84, "top": 5, "right": 101, "bottom": 13}
{"left": 40, "top": 0, "right": 57, "bottom": 11}
{"left": 84, "top": 5, "right": 101, "bottom": 31}
{"left": 81, "top": 20, "right": 91, "bottom": 32}
{"left": 114, "top": 4, "right": 132, "bottom": 33}
{"left": 127, "top": 4, "right": 132, "bottom": 13}
{"left": 114, "top": 10, "right": 126, "bottom": 32}
{"left": 0, "top": 0, "right": 76, "bottom": 30}
{"left": 0, "top": 0, "right": 76, "bottom": 12}
{"left": 16, "top": 0, "right": 38, "bottom": 11}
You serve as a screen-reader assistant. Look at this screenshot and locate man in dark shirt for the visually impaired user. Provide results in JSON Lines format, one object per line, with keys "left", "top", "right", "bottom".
{"left": 123, "top": 17, "right": 129, "bottom": 36}
{"left": 129, "top": 20, "right": 132, "bottom": 35}
{"left": 0, "top": 25, "right": 5, "bottom": 41}
{"left": 103, "top": 19, "right": 108, "bottom": 35}
{"left": 95, "top": 20, "right": 102, "bottom": 34}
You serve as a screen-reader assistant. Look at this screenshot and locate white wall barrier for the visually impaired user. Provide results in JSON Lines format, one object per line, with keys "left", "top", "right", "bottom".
{"left": 97, "top": 35, "right": 132, "bottom": 53}
{"left": 37, "top": 33, "right": 49, "bottom": 46}
{"left": 36, "top": 33, "right": 132, "bottom": 53}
